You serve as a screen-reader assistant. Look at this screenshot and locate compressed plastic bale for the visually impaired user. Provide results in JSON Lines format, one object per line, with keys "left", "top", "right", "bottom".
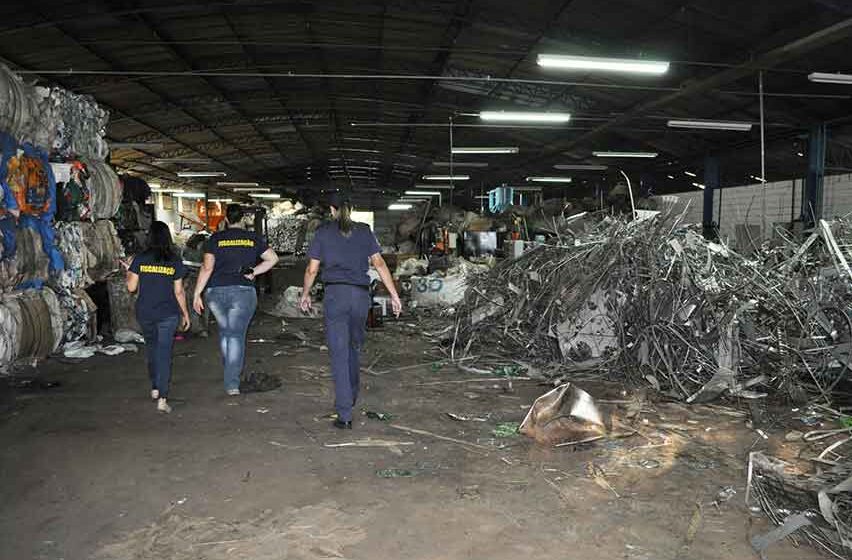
{"left": 107, "top": 274, "right": 140, "bottom": 335}
{"left": 13, "top": 290, "right": 55, "bottom": 359}
{"left": 0, "top": 295, "right": 20, "bottom": 368}
{"left": 56, "top": 288, "right": 97, "bottom": 344}
{"left": 54, "top": 222, "right": 94, "bottom": 290}
{"left": 81, "top": 220, "right": 123, "bottom": 282}
{"left": 86, "top": 161, "right": 122, "bottom": 219}
{"left": 14, "top": 227, "right": 50, "bottom": 288}
{"left": 40, "top": 286, "right": 65, "bottom": 354}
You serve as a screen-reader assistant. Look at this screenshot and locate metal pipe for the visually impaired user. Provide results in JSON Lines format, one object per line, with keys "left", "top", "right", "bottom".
{"left": 12, "top": 68, "right": 850, "bottom": 99}
{"left": 760, "top": 71, "right": 767, "bottom": 239}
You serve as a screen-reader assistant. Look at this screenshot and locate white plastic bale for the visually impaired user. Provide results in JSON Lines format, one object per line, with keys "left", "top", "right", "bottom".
{"left": 0, "top": 296, "right": 20, "bottom": 368}
{"left": 54, "top": 222, "right": 94, "bottom": 289}
{"left": 40, "top": 286, "right": 64, "bottom": 354}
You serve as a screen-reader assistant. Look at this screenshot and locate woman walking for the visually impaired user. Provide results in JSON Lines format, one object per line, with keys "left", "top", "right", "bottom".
{"left": 300, "top": 194, "right": 401, "bottom": 429}
{"left": 125, "top": 221, "right": 191, "bottom": 413}
{"left": 193, "top": 204, "right": 279, "bottom": 395}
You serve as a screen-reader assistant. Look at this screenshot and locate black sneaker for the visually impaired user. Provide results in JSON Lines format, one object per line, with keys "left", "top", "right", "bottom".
{"left": 333, "top": 419, "right": 353, "bottom": 429}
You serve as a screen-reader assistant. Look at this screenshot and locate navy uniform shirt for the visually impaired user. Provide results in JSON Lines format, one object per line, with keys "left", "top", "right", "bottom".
{"left": 307, "top": 222, "right": 381, "bottom": 286}
{"left": 204, "top": 228, "right": 269, "bottom": 288}
{"left": 129, "top": 251, "right": 186, "bottom": 321}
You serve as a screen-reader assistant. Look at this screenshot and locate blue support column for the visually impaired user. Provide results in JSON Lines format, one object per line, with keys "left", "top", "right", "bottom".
{"left": 703, "top": 155, "right": 719, "bottom": 239}
{"left": 802, "top": 124, "right": 827, "bottom": 227}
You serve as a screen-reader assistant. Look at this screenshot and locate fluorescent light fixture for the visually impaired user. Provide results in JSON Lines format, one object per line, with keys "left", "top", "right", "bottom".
{"left": 432, "top": 161, "right": 489, "bottom": 168}
{"left": 553, "top": 164, "right": 608, "bottom": 171}
{"left": 232, "top": 187, "right": 271, "bottom": 192}
{"left": 684, "top": 171, "right": 697, "bottom": 177}
{"left": 667, "top": 119, "right": 752, "bottom": 131}
{"left": 209, "top": 198, "right": 233, "bottom": 203}
{"left": 479, "top": 111, "right": 571, "bottom": 123}
{"left": 537, "top": 54, "right": 669, "bottom": 75}
{"left": 593, "top": 151, "right": 658, "bottom": 158}
{"left": 176, "top": 171, "right": 227, "bottom": 178}
{"left": 388, "top": 203, "right": 413, "bottom": 211}
{"left": 422, "top": 175, "right": 470, "bottom": 180}
{"left": 249, "top": 193, "right": 282, "bottom": 199}
{"left": 666, "top": 175, "right": 675, "bottom": 179}
{"left": 451, "top": 146, "right": 519, "bottom": 154}
{"left": 797, "top": 151, "right": 805, "bottom": 157}
{"left": 405, "top": 190, "right": 442, "bottom": 196}
{"left": 399, "top": 198, "right": 428, "bottom": 203}
{"left": 750, "top": 175, "right": 766, "bottom": 183}
{"left": 808, "top": 72, "right": 852, "bottom": 84}
{"left": 148, "top": 183, "right": 161, "bottom": 189}
{"left": 691, "top": 182, "right": 705, "bottom": 190}
{"left": 526, "top": 177, "right": 573, "bottom": 183}
{"left": 414, "top": 184, "right": 455, "bottom": 190}
{"left": 172, "top": 192, "right": 206, "bottom": 198}
{"left": 217, "top": 182, "right": 259, "bottom": 187}
{"left": 151, "top": 188, "right": 184, "bottom": 194}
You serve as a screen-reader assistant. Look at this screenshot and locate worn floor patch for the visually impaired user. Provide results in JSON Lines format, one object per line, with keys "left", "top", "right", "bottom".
{"left": 95, "top": 501, "right": 373, "bottom": 560}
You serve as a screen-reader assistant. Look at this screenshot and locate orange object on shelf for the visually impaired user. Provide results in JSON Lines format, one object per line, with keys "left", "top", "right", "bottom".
{"left": 195, "top": 200, "right": 225, "bottom": 230}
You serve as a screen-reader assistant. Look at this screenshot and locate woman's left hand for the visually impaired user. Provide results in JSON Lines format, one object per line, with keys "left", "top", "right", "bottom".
{"left": 390, "top": 295, "right": 402, "bottom": 318}
{"left": 180, "top": 314, "right": 191, "bottom": 332}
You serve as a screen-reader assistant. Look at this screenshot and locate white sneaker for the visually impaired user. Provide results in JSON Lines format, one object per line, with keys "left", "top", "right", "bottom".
{"left": 151, "top": 389, "right": 159, "bottom": 400}
{"left": 157, "top": 398, "right": 172, "bottom": 413}
{"left": 226, "top": 389, "right": 241, "bottom": 396}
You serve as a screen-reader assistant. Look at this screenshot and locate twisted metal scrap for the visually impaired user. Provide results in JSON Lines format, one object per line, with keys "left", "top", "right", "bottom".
{"left": 453, "top": 212, "right": 852, "bottom": 403}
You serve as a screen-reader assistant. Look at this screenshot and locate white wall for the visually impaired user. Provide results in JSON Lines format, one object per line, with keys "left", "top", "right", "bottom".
{"left": 669, "top": 172, "right": 852, "bottom": 242}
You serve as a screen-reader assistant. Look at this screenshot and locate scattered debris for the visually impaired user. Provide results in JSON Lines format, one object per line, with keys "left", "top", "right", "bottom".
{"left": 363, "top": 410, "right": 393, "bottom": 421}
{"left": 492, "top": 422, "right": 520, "bottom": 438}
{"left": 376, "top": 468, "right": 417, "bottom": 478}
{"left": 446, "top": 412, "right": 487, "bottom": 422}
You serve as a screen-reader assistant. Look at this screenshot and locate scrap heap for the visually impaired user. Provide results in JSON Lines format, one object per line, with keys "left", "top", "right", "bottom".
{"left": 453, "top": 209, "right": 852, "bottom": 404}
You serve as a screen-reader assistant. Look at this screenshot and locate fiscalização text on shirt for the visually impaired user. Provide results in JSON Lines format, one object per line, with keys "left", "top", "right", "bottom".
{"left": 218, "top": 239, "right": 255, "bottom": 248}
{"left": 139, "top": 264, "right": 176, "bottom": 275}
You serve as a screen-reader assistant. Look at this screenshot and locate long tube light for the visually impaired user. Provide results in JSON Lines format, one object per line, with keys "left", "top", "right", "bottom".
{"left": 526, "top": 177, "right": 573, "bottom": 183}
{"left": 451, "top": 146, "right": 519, "bottom": 154}
{"left": 176, "top": 171, "right": 227, "bottom": 178}
{"left": 808, "top": 72, "right": 852, "bottom": 84}
{"left": 209, "top": 198, "right": 233, "bottom": 203}
{"left": 232, "top": 187, "right": 271, "bottom": 192}
{"left": 554, "top": 164, "right": 608, "bottom": 171}
{"left": 249, "top": 193, "right": 281, "bottom": 199}
{"left": 151, "top": 188, "right": 184, "bottom": 194}
{"left": 422, "top": 175, "right": 470, "bottom": 180}
{"left": 217, "top": 182, "right": 259, "bottom": 187}
{"left": 684, "top": 171, "right": 697, "bottom": 177}
{"left": 388, "top": 203, "right": 413, "bottom": 211}
{"left": 172, "top": 192, "right": 206, "bottom": 198}
{"left": 692, "top": 182, "right": 706, "bottom": 190}
{"left": 667, "top": 119, "right": 752, "bottom": 131}
{"left": 405, "top": 190, "right": 442, "bottom": 196}
{"left": 413, "top": 184, "right": 455, "bottom": 189}
{"left": 537, "top": 54, "right": 669, "bottom": 75}
{"left": 479, "top": 111, "right": 571, "bottom": 123}
{"left": 593, "top": 151, "right": 658, "bottom": 158}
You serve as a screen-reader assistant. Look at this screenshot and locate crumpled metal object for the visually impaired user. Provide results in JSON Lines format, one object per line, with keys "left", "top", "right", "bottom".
{"left": 519, "top": 383, "right": 606, "bottom": 445}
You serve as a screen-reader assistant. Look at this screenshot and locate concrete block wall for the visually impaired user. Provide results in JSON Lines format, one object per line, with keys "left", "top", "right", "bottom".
{"left": 668, "top": 172, "right": 852, "bottom": 242}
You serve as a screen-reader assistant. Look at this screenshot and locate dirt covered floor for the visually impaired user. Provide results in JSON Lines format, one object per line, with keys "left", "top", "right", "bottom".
{"left": 0, "top": 304, "right": 824, "bottom": 559}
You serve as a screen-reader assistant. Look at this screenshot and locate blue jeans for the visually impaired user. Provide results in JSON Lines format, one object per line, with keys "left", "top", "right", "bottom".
{"left": 138, "top": 315, "right": 180, "bottom": 398}
{"left": 324, "top": 285, "right": 371, "bottom": 422}
{"left": 206, "top": 286, "right": 257, "bottom": 391}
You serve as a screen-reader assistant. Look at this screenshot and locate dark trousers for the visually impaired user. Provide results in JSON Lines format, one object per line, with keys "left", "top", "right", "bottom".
{"left": 323, "top": 284, "right": 371, "bottom": 422}
{"left": 138, "top": 315, "right": 179, "bottom": 398}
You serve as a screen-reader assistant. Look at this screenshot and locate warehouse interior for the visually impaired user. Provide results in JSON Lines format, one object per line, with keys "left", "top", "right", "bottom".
{"left": 3, "top": 2, "right": 852, "bottom": 559}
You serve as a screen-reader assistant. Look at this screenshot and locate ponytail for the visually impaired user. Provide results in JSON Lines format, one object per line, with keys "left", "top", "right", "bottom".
{"left": 337, "top": 202, "right": 353, "bottom": 237}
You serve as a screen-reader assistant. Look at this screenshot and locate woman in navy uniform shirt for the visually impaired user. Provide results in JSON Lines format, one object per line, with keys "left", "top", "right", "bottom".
{"left": 300, "top": 194, "right": 402, "bottom": 429}
{"left": 125, "top": 221, "right": 191, "bottom": 413}
{"left": 192, "top": 204, "right": 279, "bottom": 395}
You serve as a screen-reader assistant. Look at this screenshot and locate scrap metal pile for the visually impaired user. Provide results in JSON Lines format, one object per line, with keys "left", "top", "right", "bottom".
{"left": 453, "top": 209, "right": 852, "bottom": 404}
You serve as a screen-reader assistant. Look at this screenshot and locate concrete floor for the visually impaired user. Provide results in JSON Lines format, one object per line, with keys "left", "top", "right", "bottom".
{"left": 0, "top": 309, "right": 823, "bottom": 560}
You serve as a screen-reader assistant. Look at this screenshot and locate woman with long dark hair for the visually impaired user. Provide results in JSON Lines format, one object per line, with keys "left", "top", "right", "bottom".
{"left": 300, "top": 194, "right": 401, "bottom": 429}
{"left": 192, "top": 204, "right": 279, "bottom": 395}
{"left": 125, "top": 221, "right": 190, "bottom": 413}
